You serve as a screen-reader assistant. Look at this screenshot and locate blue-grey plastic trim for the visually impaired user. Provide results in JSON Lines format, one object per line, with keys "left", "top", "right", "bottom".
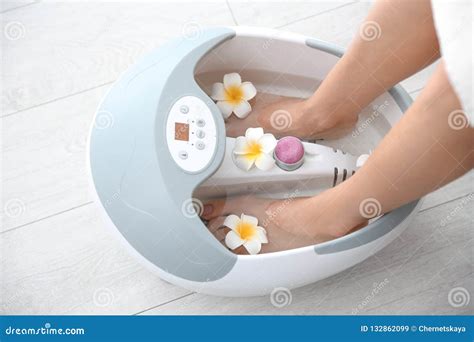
{"left": 389, "top": 85, "right": 412, "bottom": 112}
{"left": 314, "top": 200, "right": 419, "bottom": 254}
{"left": 89, "top": 28, "right": 237, "bottom": 282}
{"left": 306, "top": 38, "right": 344, "bottom": 58}
{"left": 305, "top": 37, "right": 419, "bottom": 255}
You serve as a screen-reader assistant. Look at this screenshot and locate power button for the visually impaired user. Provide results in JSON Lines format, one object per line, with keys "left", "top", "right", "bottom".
{"left": 196, "top": 141, "right": 205, "bottom": 150}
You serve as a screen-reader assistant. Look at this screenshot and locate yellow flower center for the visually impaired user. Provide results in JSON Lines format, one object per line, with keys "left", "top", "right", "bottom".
{"left": 224, "top": 85, "right": 244, "bottom": 105}
{"left": 244, "top": 141, "right": 262, "bottom": 160}
{"left": 236, "top": 221, "right": 256, "bottom": 241}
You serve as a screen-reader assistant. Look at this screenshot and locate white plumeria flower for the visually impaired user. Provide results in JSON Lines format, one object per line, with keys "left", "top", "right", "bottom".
{"left": 211, "top": 72, "right": 257, "bottom": 119}
{"left": 233, "top": 127, "right": 277, "bottom": 171}
{"left": 224, "top": 214, "right": 268, "bottom": 255}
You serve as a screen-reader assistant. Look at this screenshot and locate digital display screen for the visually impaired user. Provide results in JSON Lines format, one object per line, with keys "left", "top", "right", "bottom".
{"left": 175, "top": 122, "right": 189, "bottom": 141}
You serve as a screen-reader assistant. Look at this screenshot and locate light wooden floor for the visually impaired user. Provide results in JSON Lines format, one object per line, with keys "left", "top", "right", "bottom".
{"left": 1, "top": 1, "right": 472, "bottom": 315}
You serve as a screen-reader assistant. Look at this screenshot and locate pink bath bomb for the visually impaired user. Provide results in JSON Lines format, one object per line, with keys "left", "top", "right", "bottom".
{"left": 274, "top": 136, "right": 304, "bottom": 164}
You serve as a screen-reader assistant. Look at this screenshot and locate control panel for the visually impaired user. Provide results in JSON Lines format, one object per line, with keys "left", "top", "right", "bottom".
{"left": 166, "top": 96, "right": 217, "bottom": 173}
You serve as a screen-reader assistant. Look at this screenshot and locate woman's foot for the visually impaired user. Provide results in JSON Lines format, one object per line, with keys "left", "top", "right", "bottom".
{"left": 205, "top": 214, "right": 323, "bottom": 254}
{"left": 224, "top": 92, "right": 358, "bottom": 140}
{"left": 200, "top": 187, "right": 367, "bottom": 254}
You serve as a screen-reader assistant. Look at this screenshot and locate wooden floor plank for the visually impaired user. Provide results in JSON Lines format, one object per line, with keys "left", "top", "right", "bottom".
{"left": 0, "top": 0, "right": 36, "bottom": 13}
{"left": 227, "top": 0, "right": 355, "bottom": 28}
{"left": 1, "top": 1, "right": 235, "bottom": 116}
{"left": 1, "top": 86, "right": 108, "bottom": 232}
{"left": 0, "top": 203, "right": 191, "bottom": 314}
{"left": 140, "top": 195, "right": 473, "bottom": 315}
{"left": 420, "top": 171, "right": 473, "bottom": 211}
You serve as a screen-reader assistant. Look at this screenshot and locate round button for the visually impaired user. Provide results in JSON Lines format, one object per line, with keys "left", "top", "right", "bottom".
{"left": 196, "top": 130, "right": 205, "bottom": 139}
{"left": 196, "top": 118, "right": 206, "bottom": 127}
{"left": 180, "top": 105, "right": 189, "bottom": 114}
{"left": 196, "top": 141, "right": 205, "bottom": 150}
{"left": 178, "top": 150, "right": 188, "bottom": 159}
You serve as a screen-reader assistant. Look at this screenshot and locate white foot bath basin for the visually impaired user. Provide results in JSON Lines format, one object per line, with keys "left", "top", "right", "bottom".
{"left": 88, "top": 27, "right": 420, "bottom": 297}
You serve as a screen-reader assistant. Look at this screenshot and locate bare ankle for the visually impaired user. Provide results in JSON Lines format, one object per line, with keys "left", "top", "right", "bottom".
{"left": 301, "top": 99, "right": 358, "bottom": 139}
{"left": 306, "top": 186, "right": 366, "bottom": 238}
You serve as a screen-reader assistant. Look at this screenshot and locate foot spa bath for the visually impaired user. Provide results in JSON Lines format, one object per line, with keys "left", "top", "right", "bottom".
{"left": 88, "top": 27, "right": 420, "bottom": 296}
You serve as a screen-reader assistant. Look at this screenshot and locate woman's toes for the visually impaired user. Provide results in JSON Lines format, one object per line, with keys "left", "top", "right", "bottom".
{"left": 207, "top": 216, "right": 225, "bottom": 233}
{"left": 207, "top": 217, "right": 229, "bottom": 243}
{"left": 231, "top": 245, "right": 248, "bottom": 255}
{"left": 200, "top": 199, "right": 226, "bottom": 220}
{"left": 206, "top": 217, "right": 250, "bottom": 254}
{"left": 201, "top": 203, "right": 214, "bottom": 219}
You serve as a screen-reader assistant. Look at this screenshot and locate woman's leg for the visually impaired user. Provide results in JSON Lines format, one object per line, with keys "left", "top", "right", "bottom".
{"left": 254, "top": 0, "right": 440, "bottom": 139}
{"left": 268, "top": 61, "right": 473, "bottom": 238}
{"left": 203, "top": 62, "right": 473, "bottom": 244}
